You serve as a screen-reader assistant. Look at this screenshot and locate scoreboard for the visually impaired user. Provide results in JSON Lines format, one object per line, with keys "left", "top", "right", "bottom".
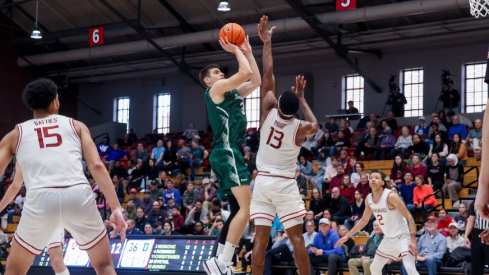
{"left": 31, "top": 235, "right": 217, "bottom": 273}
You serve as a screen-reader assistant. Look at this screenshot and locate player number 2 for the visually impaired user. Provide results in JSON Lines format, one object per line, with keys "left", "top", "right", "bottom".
{"left": 376, "top": 214, "right": 385, "bottom": 225}
{"left": 34, "top": 126, "right": 62, "bottom": 148}
{"left": 265, "top": 127, "right": 284, "bottom": 149}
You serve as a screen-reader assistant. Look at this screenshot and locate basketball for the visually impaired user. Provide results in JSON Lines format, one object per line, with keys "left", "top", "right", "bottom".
{"left": 219, "top": 23, "right": 246, "bottom": 47}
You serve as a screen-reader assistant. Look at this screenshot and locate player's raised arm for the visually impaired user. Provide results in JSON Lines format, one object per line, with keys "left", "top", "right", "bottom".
{"left": 387, "top": 192, "right": 418, "bottom": 258}
{"left": 74, "top": 120, "right": 127, "bottom": 244}
{"left": 475, "top": 99, "right": 489, "bottom": 220}
{"left": 259, "top": 15, "right": 276, "bottom": 97}
{"left": 0, "top": 163, "right": 23, "bottom": 213}
{"left": 293, "top": 76, "right": 319, "bottom": 144}
{"left": 209, "top": 38, "right": 253, "bottom": 97}
{"left": 335, "top": 201, "right": 372, "bottom": 248}
{"left": 236, "top": 35, "right": 261, "bottom": 98}
{"left": 259, "top": 16, "right": 278, "bottom": 128}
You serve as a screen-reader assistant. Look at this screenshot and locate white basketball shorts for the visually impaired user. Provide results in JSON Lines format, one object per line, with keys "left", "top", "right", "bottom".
{"left": 14, "top": 184, "right": 107, "bottom": 255}
{"left": 46, "top": 226, "right": 65, "bottom": 252}
{"left": 250, "top": 174, "right": 306, "bottom": 229}
{"left": 375, "top": 233, "right": 414, "bottom": 261}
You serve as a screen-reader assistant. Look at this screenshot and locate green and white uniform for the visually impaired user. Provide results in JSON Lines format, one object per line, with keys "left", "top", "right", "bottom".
{"left": 205, "top": 88, "right": 250, "bottom": 195}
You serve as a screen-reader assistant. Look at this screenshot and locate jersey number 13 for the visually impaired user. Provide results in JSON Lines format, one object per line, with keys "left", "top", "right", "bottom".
{"left": 265, "top": 127, "right": 284, "bottom": 149}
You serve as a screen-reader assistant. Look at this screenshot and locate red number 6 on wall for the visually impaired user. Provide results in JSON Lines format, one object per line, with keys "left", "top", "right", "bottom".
{"left": 89, "top": 27, "right": 104, "bottom": 46}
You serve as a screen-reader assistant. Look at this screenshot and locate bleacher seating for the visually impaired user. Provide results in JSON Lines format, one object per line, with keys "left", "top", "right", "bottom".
{"left": 1, "top": 122, "right": 483, "bottom": 273}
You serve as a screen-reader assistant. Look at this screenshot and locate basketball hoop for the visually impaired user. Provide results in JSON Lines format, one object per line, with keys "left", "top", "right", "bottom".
{"left": 470, "top": 0, "right": 489, "bottom": 18}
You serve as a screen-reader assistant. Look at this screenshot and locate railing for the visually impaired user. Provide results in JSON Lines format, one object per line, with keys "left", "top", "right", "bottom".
{"left": 93, "top": 132, "right": 109, "bottom": 144}
{"left": 462, "top": 166, "right": 479, "bottom": 189}
{"left": 421, "top": 189, "right": 444, "bottom": 213}
{"left": 420, "top": 165, "right": 479, "bottom": 213}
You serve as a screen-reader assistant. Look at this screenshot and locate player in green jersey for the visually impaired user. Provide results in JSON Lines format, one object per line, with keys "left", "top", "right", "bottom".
{"left": 199, "top": 34, "right": 261, "bottom": 275}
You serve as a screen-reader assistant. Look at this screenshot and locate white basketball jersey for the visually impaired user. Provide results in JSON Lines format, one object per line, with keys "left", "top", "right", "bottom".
{"left": 256, "top": 109, "right": 301, "bottom": 178}
{"left": 367, "top": 189, "right": 410, "bottom": 238}
{"left": 16, "top": 115, "right": 88, "bottom": 191}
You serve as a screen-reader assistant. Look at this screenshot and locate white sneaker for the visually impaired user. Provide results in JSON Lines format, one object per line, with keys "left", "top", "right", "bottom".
{"left": 203, "top": 256, "right": 233, "bottom": 275}
{"left": 453, "top": 201, "right": 460, "bottom": 208}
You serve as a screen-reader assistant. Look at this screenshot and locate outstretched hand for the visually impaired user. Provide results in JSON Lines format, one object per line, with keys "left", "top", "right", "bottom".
{"left": 239, "top": 35, "right": 252, "bottom": 54}
{"left": 291, "top": 75, "right": 306, "bottom": 99}
{"left": 110, "top": 208, "right": 128, "bottom": 245}
{"left": 479, "top": 228, "right": 489, "bottom": 244}
{"left": 334, "top": 236, "right": 348, "bottom": 248}
{"left": 219, "top": 37, "right": 240, "bottom": 54}
{"left": 474, "top": 192, "right": 489, "bottom": 221}
{"left": 258, "top": 15, "right": 276, "bottom": 43}
{"left": 464, "top": 236, "right": 471, "bottom": 248}
{"left": 410, "top": 240, "right": 418, "bottom": 259}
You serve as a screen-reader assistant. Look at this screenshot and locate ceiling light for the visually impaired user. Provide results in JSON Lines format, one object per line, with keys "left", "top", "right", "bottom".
{"left": 31, "top": 0, "right": 42, "bottom": 39}
{"left": 218, "top": 1, "right": 230, "bottom": 11}
{"left": 30, "top": 28, "right": 42, "bottom": 39}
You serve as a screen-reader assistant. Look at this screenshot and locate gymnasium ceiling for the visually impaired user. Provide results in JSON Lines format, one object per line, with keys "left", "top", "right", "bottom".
{"left": 0, "top": 0, "right": 486, "bottom": 84}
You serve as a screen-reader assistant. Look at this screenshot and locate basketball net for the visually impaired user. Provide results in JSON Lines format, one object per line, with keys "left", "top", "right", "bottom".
{"left": 470, "top": 0, "right": 489, "bottom": 18}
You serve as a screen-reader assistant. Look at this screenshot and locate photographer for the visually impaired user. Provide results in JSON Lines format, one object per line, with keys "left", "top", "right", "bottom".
{"left": 439, "top": 80, "right": 460, "bottom": 114}
{"left": 387, "top": 83, "right": 407, "bottom": 117}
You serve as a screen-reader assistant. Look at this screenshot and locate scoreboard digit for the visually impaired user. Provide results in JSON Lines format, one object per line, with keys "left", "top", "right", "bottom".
{"left": 32, "top": 236, "right": 217, "bottom": 272}
{"left": 118, "top": 239, "right": 155, "bottom": 268}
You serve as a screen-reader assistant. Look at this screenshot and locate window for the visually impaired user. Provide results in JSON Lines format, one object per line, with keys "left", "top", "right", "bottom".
{"left": 344, "top": 75, "right": 364, "bottom": 114}
{"left": 244, "top": 88, "right": 260, "bottom": 129}
{"left": 115, "top": 97, "right": 130, "bottom": 130}
{"left": 156, "top": 94, "right": 171, "bottom": 134}
{"left": 402, "top": 68, "right": 424, "bottom": 117}
{"left": 465, "top": 63, "right": 488, "bottom": 113}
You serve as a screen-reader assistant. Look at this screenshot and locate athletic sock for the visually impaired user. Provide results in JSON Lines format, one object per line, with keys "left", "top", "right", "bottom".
{"left": 218, "top": 241, "right": 236, "bottom": 264}
{"left": 216, "top": 242, "right": 225, "bottom": 256}
{"left": 56, "top": 268, "right": 70, "bottom": 275}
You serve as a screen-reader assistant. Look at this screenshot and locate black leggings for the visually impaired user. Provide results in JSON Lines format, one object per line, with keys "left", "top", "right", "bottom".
{"left": 218, "top": 194, "right": 240, "bottom": 245}
{"left": 471, "top": 228, "right": 489, "bottom": 275}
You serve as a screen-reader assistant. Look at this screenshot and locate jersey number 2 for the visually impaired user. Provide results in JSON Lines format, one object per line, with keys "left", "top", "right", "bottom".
{"left": 265, "top": 127, "right": 284, "bottom": 149}
{"left": 34, "top": 126, "right": 63, "bottom": 148}
{"left": 376, "top": 214, "right": 385, "bottom": 225}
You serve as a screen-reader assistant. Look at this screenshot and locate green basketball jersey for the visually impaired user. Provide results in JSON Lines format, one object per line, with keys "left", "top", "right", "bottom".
{"left": 205, "top": 88, "right": 247, "bottom": 147}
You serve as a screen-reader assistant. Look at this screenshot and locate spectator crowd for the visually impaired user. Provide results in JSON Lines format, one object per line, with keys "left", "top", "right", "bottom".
{"left": 0, "top": 108, "right": 484, "bottom": 275}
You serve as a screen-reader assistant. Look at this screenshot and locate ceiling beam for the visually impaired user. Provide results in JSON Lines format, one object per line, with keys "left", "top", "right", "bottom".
{"left": 157, "top": 0, "right": 213, "bottom": 51}
{"left": 15, "top": 5, "right": 90, "bottom": 68}
{"left": 50, "top": 24, "right": 489, "bottom": 82}
{"left": 8, "top": 20, "right": 138, "bottom": 46}
{"left": 0, "top": 0, "right": 34, "bottom": 10}
{"left": 18, "top": 0, "right": 471, "bottom": 68}
{"left": 284, "top": 0, "right": 383, "bottom": 93}
{"left": 98, "top": 0, "right": 201, "bottom": 86}
{"left": 197, "top": 0, "right": 226, "bottom": 27}
{"left": 11, "top": 5, "right": 291, "bottom": 46}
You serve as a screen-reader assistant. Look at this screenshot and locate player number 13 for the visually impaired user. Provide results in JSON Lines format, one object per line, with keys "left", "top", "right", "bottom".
{"left": 265, "top": 126, "right": 284, "bottom": 149}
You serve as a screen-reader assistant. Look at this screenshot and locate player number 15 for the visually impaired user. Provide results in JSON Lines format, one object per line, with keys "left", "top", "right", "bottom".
{"left": 34, "top": 126, "right": 62, "bottom": 148}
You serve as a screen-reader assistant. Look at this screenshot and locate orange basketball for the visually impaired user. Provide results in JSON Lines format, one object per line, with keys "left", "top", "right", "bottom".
{"left": 219, "top": 23, "right": 246, "bottom": 47}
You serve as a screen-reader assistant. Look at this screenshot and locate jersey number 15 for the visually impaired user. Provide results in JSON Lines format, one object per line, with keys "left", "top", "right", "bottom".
{"left": 34, "top": 126, "right": 63, "bottom": 148}
{"left": 265, "top": 127, "right": 284, "bottom": 149}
